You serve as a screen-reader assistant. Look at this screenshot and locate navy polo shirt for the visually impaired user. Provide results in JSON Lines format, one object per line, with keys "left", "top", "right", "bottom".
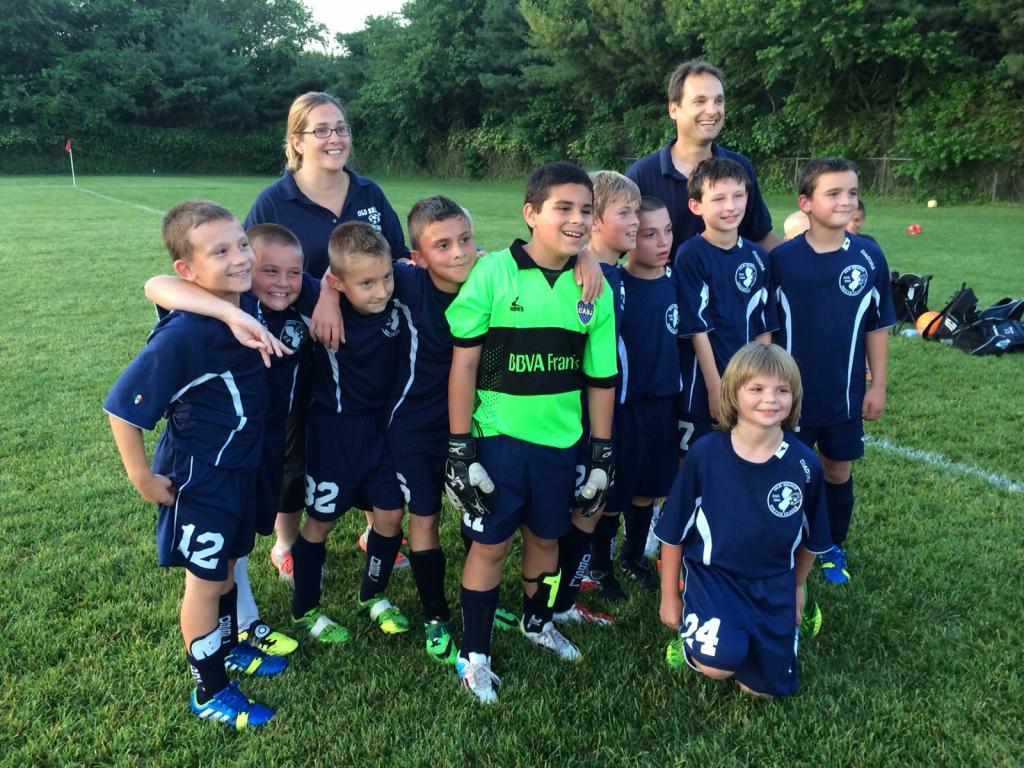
{"left": 245, "top": 168, "right": 409, "bottom": 278}
{"left": 626, "top": 142, "right": 773, "bottom": 258}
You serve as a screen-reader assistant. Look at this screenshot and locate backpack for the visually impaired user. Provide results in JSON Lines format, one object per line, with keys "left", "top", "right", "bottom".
{"left": 951, "top": 317, "right": 1024, "bottom": 356}
{"left": 890, "top": 271, "right": 932, "bottom": 326}
{"left": 978, "top": 297, "right": 1024, "bottom": 322}
{"left": 923, "top": 283, "right": 979, "bottom": 341}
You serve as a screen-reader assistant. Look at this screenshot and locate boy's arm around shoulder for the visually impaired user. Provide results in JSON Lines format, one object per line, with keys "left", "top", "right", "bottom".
{"left": 143, "top": 275, "right": 288, "bottom": 368}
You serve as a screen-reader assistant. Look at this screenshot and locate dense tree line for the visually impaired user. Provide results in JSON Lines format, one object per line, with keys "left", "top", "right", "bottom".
{"left": 3, "top": 0, "right": 1021, "bottom": 197}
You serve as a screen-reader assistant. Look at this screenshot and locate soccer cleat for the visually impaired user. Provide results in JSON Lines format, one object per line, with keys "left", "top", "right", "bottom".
{"left": 587, "top": 568, "right": 626, "bottom": 602}
{"left": 665, "top": 636, "right": 685, "bottom": 669}
{"left": 578, "top": 574, "right": 598, "bottom": 593}
{"left": 269, "top": 546, "right": 294, "bottom": 585}
{"left": 191, "top": 681, "right": 275, "bottom": 729}
{"left": 520, "top": 619, "right": 582, "bottom": 661}
{"left": 493, "top": 602, "right": 519, "bottom": 631}
{"left": 238, "top": 621, "right": 299, "bottom": 657}
{"left": 293, "top": 607, "right": 351, "bottom": 644}
{"left": 801, "top": 583, "right": 823, "bottom": 638}
{"left": 456, "top": 652, "right": 500, "bottom": 704}
{"left": 820, "top": 545, "right": 850, "bottom": 585}
{"left": 425, "top": 619, "right": 459, "bottom": 665}
{"left": 553, "top": 602, "right": 614, "bottom": 626}
{"left": 358, "top": 596, "right": 411, "bottom": 634}
{"left": 357, "top": 527, "right": 410, "bottom": 569}
{"left": 644, "top": 505, "right": 662, "bottom": 558}
{"left": 224, "top": 643, "right": 289, "bottom": 677}
{"left": 618, "top": 556, "right": 659, "bottom": 592}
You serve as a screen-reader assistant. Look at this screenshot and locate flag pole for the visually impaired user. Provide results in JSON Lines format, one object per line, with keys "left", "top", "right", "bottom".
{"left": 65, "top": 139, "right": 76, "bottom": 187}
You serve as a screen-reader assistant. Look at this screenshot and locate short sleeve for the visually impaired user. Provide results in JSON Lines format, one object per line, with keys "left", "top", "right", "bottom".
{"left": 756, "top": 249, "right": 779, "bottom": 336}
{"left": 244, "top": 186, "right": 275, "bottom": 229}
{"left": 445, "top": 258, "right": 494, "bottom": 345}
{"left": 675, "top": 241, "right": 714, "bottom": 336}
{"left": 801, "top": 458, "right": 832, "bottom": 554}
{"left": 869, "top": 248, "right": 897, "bottom": 331}
{"left": 739, "top": 165, "right": 773, "bottom": 243}
{"left": 293, "top": 273, "right": 321, "bottom": 318}
{"left": 655, "top": 455, "right": 702, "bottom": 546}
{"left": 378, "top": 196, "right": 410, "bottom": 262}
{"left": 582, "top": 287, "right": 618, "bottom": 385}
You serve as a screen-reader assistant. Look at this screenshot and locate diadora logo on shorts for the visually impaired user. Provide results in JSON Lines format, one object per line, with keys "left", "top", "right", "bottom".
{"left": 767, "top": 481, "right": 803, "bottom": 518}
{"left": 509, "top": 296, "right": 524, "bottom": 312}
{"left": 839, "top": 265, "right": 867, "bottom": 296}
{"left": 665, "top": 303, "right": 679, "bottom": 334}
{"left": 735, "top": 263, "right": 757, "bottom": 293}
{"left": 577, "top": 300, "right": 594, "bottom": 325}
{"left": 280, "top": 319, "right": 308, "bottom": 351}
{"left": 358, "top": 207, "right": 382, "bottom": 230}
{"left": 382, "top": 307, "right": 401, "bottom": 337}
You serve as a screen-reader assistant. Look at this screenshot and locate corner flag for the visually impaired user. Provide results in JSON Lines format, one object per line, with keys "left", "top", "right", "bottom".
{"left": 65, "top": 138, "right": 76, "bottom": 187}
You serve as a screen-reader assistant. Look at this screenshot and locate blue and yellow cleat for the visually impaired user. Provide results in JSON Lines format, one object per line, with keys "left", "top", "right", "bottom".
{"left": 820, "top": 545, "right": 850, "bottom": 585}
{"left": 239, "top": 621, "right": 299, "bottom": 656}
{"left": 358, "top": 596, "right": 411, "bottom": 634}
{"left": 190, "top": 681, "right": 274, "bottom": 729}
{"left": 224, "top": 643, "right": 289, "bottom": 677}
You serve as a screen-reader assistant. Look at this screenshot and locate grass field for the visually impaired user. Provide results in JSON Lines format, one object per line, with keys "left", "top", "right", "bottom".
{"left": 1, "top": 174, "right": 1023, "bottom": 767}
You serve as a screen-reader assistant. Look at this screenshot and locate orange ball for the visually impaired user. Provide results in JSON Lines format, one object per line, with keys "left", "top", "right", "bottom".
{"left": 916, "top": 310, "right": 941, "bottom": 337}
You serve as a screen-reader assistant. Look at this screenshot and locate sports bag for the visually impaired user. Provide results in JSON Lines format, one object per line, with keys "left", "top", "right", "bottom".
{"left": 951, "top": 317, "right": 1024, "bottom": 356}
{"left": 978, "top": 297, "right": 1024, "bottom": 322}
{"left": 923, "top": 283, "right": 979, "bottom": 341}
{"left": 890, "top": 271, "right": 932, "bottom": 325}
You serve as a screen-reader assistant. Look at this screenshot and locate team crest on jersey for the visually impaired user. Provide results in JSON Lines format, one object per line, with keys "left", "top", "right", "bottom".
{"left": 839, "top": 265, "right": 867, "bottom": 296}
{"left": 280, "top": 319, "right": 308, "bottom": 351}
{"left": 577, "top": 300, "right": 594, "bottom": 325}
{"left": 382, "top": 307, "right": 401, "bottom": 337}
{"left": 665, "top": 303, "right": 679, "bottom": 334}
{"left": 735, "top": 263, "right": 757, "bottom": 293}
{"left": 767, "top": 481, "right": 803, "bottom": 518}
{"left": 358, "top": 206, "right": 382, "bottom": 230}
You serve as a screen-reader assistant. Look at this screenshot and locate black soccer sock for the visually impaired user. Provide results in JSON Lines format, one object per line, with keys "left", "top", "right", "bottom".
{"left": 552, "top": 524, "right": 593, "bottom": 613}
{"left": 409, "top": 548, "right": 451, "bottom": 622}
{"left": 187, "top": 625, "right": 228, "bottom": 705}
{"left": 291, "top": 534, "right": 326, "bottom": 619}
{"left": 825, "top": 478, "right": 855, "bottom": 546}
{"left": 359, "top": 528, "right": 403, "bottom": 602}
{"left": 217, "top": 584, "right": 239, "bottom": 653}
{"left": 590, "top": 514, "right": 619, "bottom": 573}
{"left": 459, "top": 585, "right": 499, "bottom": 658}
{"left": 620, "top": 502, "right": 654, "bottom": 562}
{"left": 522, "top": 569, "right": 561, "bottom": 634}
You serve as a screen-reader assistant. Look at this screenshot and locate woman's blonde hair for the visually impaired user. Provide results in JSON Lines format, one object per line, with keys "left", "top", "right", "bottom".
{"left": 717, "top": 343, "right": 803, "bottom": 432}
{"left": 284, "top": 91, "right": 346, "bottom": 172}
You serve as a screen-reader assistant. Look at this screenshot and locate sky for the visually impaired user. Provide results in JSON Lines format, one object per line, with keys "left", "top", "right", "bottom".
{"left": 304, "top": 0, "right": 407, "bottom": 36}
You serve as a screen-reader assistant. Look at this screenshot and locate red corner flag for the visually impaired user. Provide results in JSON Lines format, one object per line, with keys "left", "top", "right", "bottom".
{"left": 65, "top": 139, "right": 71, "bottom": 153}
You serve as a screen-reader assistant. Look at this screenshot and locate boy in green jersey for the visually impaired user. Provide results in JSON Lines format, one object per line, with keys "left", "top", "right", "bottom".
{"left": 445, "top": 162, "right": 618, "bottom": 703}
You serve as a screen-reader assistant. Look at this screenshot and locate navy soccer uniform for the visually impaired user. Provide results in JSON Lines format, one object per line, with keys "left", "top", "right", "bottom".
{"left": 305, "top": 292, "right": 405, "bottom": 520}
{"left": 655, "top": 431, "right": 831, "bottom": 696}
{"left": 104, "top": 302, "right": 268, "bottom": 581}
{"left": 245, "top": 169, "right": 409, "bottom": 278}
{"left": 676, "top": 235, "right": 776, "bottom": 452}
{"left": 771, "top": 234, "right": 896, "bottom": 458}
{"left": 604, "top": 265, "right": 682, "bottom": 510}
{"left": 386, "top": 263, "right": 459, "bottom": 517}
{"left": 626, "top": 143, "right": 773, "bottom": 259}
{"left": 251, "top": 274, "right": 317, "bottom": 534}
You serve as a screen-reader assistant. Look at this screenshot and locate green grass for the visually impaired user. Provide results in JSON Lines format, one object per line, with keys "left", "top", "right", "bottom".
{"left": 1, "top": 175, "right": 1022, "bottom": 767}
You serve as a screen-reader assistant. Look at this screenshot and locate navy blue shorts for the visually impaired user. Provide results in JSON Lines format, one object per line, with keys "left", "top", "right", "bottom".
{"left": 462, "top": 435, "right": 576, "bottom": 545}
{"left": 680, "top": 564, "right": 800, "bottom": 697}
{"left": 606, "top": 396, "right": 679, "bottom": 511}
{"left": 254, "top": 421, "right": 286, "bottom": 536}
{"left": 677, "top": 410, "right": 715, "bottom": 460}
{"left": 304, "top": 405, "right": 404, "bottom": 522}
{"left": 153, "top": 440, "right": 257, "bottom": 582}
{"left": 795, "top": 418, "right": 865, "bottom": 462}
{"left": 279, "top": 368, "right": 310, "bottom": 513}
{"left": 388, "top": 415, "right": 445, "bottom": 517}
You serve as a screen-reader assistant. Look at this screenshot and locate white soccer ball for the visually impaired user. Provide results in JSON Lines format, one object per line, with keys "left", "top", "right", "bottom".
{"left": 927, "top": 199, "right": 938, "bottom": 208}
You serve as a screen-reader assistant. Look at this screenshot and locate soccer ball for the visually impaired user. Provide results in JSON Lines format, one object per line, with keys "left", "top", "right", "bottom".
{"left": 916, "top": 310, "right": 941, "bottom": 337}
{"left": 927, "top": 199, "right": 938, "bottom": 208}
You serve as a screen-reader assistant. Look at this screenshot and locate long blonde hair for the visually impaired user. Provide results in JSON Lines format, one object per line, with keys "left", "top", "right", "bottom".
{"left": 717, "top": 343, "right": 803, "bottom": 432}
{"left": 284, "top": 92, "right": 347, "bottom": 173}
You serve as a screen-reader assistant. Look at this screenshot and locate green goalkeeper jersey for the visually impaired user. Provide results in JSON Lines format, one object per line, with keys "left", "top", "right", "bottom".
{"left": 446, "top": 240, "right": 618, "bottom": 448}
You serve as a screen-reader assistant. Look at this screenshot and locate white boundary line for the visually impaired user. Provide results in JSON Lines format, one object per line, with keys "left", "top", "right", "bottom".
{"left": 76, "top": 186, "right": 164, "bottom": 216}
{"left": 864, "top": 435, "right": 1024, "bottom": 493}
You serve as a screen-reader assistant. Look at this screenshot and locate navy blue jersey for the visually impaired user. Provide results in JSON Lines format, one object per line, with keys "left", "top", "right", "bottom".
{"left": 676, "top": 235, "right": 777, "bottom": 419}
{"left": 617, "top": 266, "right": 682, "bottom": 402}
{"left": 655, "top": 430, "right": 831, "bottom": 579}
{"left": 245, "top": 168, "right": 409, "bottom": 278}
{"left": 771, "top": 234, "right": 896, "bottom": 425}
{"left": 253, "top": 273, "right": 318, "bottom": 425}
{"left": 104, "top": 302, "right": 268, "bottom": 471}
{"left": 309, "top": 294, "right": 402, "bottom": 415}
{"left": 626, "top": 142, "right": 773, "bottom": 258}
{"left": 388, "top": 263, "right": 457, "bottom": 433}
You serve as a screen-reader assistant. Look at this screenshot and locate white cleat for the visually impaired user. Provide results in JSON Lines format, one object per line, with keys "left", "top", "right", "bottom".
{"left": 521, "top": 620, "right": 582, "bottom": 661}
{"left": 456, "top": 652, "right": 500, "bottom": 703}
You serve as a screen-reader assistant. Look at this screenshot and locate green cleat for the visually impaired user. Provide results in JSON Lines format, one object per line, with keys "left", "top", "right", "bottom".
{"left": 665, "top": 636, "right": 685, "bottom": 669}
{"left": 293, "top": 607, "right": 351, "bottom": 644}
{"left": 424, "top": 619, "right": 458, "bottom": 664}
{"left": 493, "top": 602, "right": 518, "bottom": 631}
{"left": 800, "top": 583, "right": 823, "bottom": 638}
{"left": 358, "top": 596, "right": 411, "bottom": 634}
